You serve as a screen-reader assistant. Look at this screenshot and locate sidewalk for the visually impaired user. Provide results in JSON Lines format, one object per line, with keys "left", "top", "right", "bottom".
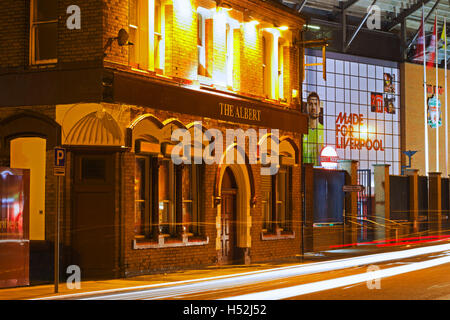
{"left": 0, "top": 241, "right": 447, "bottom": 300}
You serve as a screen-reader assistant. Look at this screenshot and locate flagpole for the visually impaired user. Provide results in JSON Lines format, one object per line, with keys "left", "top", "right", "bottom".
{"left": 445, "top": 17, "right": 448, "bottom": 177}
{"left": 435, "top": 13, "right": 439, "bottom": 173}
{"left": 423, "top": 5, "right": 429, "bottom": 176}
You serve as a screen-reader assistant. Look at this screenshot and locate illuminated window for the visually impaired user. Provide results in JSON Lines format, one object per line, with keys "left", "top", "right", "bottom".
{"left": 262, "top": 165, "right": 293, "bottom": 232}
{"left": 129, "top": 0, "right": 165, "bottom": 72}
{"left": 226, "top": 24, "right": 233, "bottom": 87}
{"left": 197, "top": 9, "right": 212, "bottom": 77}
{"left": 276, "top": 166, "right": 293, "bottom": 231}
{"left": 129, "top": 0, "right": 148, "bottom": 68}
{"left": 30, "top": 0, "right": 57, "bottom": 64}
{"left": 181, "top": 164, "right": 203, "bottom": 235}
{"left": 135, "top": 155, "right": 203, "bottom": 238}
{"left": 154, "top": 0, "right": 164, "bottom": 73}
{"left": 262, "top": 34, "right": 271, "bottom": 98}
{"left": 135, "top": 157, "right": 149, "bottom": 236}
{"left": 159, "top": 159, "right": 173, "bottom": 235}
{"left": 278, "top": 39, "right": 285, "bottom": 100}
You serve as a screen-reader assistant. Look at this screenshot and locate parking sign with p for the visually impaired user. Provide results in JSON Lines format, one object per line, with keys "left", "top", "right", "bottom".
{"left": 54, "top": 148, "right": 66, "bottom": 176}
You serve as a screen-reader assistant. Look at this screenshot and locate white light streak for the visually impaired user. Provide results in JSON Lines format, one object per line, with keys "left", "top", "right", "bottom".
{"left": 34, "top": 243, "right": 450, "bottom": 300}
{"left": 222, "top": 254, "right": 450, "bottom": 300}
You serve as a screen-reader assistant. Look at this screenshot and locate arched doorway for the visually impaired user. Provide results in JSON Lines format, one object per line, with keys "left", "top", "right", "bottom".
{"left": 220, "top": 167, "right": 237, "bottom": 264}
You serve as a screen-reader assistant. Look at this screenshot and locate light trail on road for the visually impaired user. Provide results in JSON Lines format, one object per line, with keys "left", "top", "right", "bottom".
{"left": 222, "top": 253, "right": 450, "bottom": 300}
{"left": 35, "top": 242, "right": 450, "bottom": 300}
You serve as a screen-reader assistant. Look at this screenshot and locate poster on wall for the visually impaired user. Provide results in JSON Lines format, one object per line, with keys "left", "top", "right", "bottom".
{"left": 427, "top": 95, "right": 442, "bottom": 128}
{"left": 371, "top": 92, "right": 384, "bottom": 113}
{"left": 303, "top": 92, "right": 324, "bottom": 166}
{"left": 303, "top": 52, "right": 401, "bottom": 175}
{"left": 384, "top": 73, "right": 395, "bottom": 94}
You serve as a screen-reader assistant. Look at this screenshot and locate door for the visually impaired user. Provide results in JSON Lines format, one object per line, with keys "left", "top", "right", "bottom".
{"left": 221, "top": 192, "right": 236, "bottom": 264}
{"left": 72, "top": 152, "right": 116, "bottom": 279}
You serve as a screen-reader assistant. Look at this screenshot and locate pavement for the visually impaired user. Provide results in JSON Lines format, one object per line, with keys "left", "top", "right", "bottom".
{"left": 0, "top": 241, "right": 448, "bottom": 300}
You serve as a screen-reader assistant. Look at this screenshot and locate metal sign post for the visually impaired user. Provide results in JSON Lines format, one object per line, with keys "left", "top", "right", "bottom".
{"left": 54, "top": 148, "right": 66, "bottom": 293}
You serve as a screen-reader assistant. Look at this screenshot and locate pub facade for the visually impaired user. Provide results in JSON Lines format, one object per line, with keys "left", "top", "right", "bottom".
{"left": 0, "top": 0, "right": 308, "bottom": 279}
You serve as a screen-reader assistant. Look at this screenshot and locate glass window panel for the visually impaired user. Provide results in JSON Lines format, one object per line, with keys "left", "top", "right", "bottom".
{"left": 306, "top": 55, "right": 316, "bottom": 65}
{"left": 385, "top": 121, "right": 393, "bottom": 134}
{"left": 336, "top": 147, "right": 345, "bottom": 160}
{"left": 351, "top": 149, "right": 359, "bottom": 159}
{"left": 336, "top": 88, "right": 344, "bottom": 102}
{"left": 351, "top": 76, "right": 359, "bottom": 90}
{"left": 393, "top": 135, "right": 399, "bottom": 149}
{"left": 351, "top": 104, "right": 359, "bottom": 114}
{"left": 317, "top": 86, "right": 326, "bottom": 100}
{"left": 376, "top": 111, "right": 385, "bottom": 121}
{"left": 368, "top": 78, "right": 376, "bottom": 91}
{"left": 359, "top": 77, "right": 367, "bottom": 91}
{"left": 336, "top": 103, "right": 345, "bottom": 115}
{"left": 326, "top": 129, "right": 335, "bottom": 145}
{"left": 326, "top": 87, "right": 335, "bottom": 101}
{"left": 351, "top": 90, "right": 359, "bottom": 104}
{"left": 393, "top": 148, "right": 399, "bottom": 162}
{"left": 367, "top": 65, "right": 376, "bottom": 78}
{"left": 35, "top": 23, "right": 57, "bottom": 61}
{"left": 35, "top": 0, "right": 57, "bottom": 21}
{"left": 326, "top": 72, "right": 335, "bottom": 87}
{"left": 326, "top": 115, "right": 335, "bottom": 131}
{"left": 336, "top": 74, "right": 344, "bottom": 88}
{"left": 336, "top": 60, "right": 344, "bottom": 74}
{"left": 385, "top": 148, "right": 392, "bottom": 162}
{"left": 159, "top": 161, "right": 170, "bottom": 201}
{"left": 129, "top": 0, "right": 138, "bottom": 26}
{"left": 345, "top": 61, "right": 350, "bottom": 74}
{"left": 376, "top": 66, "right": 384, "bottom": 79}
{"left": 393, "top": 121, "right": 399, "bottom": 135}
{"left": 385, "top": 134, "right": 392, "bottom": 148}
{"left": 317, "top": 71, "right": 326, "bottom": 86}
{"left": 326, "top": 58, "right": 335, "bottom": 72}
{"left": 135, "top": 158, "right": 146, "bottom": 235}
{"left": 306, "top": 70, "right": 316, "bottom": 84}
{"left": 325, "top": 101, "right": 335, "bottom": 116}
{"left": 316, "top": 57, "right": 323, "bottom": 71}
{"left": 359, "top": 64, "right": 367, "bottom": 77}
{"left": 360, "top": 147, "right": 368, "bottom": 160}
{"left": 306, "top": 84, "right": 317, "bottom": 94}
{"left": 359, "top": 91, "right": 368, "bottom": 105}
{"left": 376, "top": 79, "right": 383, "bottom": 92}
{"left": 350, "top": 62, "right": 359, "bottom": 76}
{"left": 345, "top": 89, "right": 350, "bottom": 102}
{"left": 345, "top": 76, "right": 350, "bottom": 88}
{"left": 392, "top": 68, "right": 399, "bottom": 80}
{"left": 376, "top": 121, "right": 385, "bottom": 135}
{"left": 368, "top": 119, "right": 377, "bottom": 133}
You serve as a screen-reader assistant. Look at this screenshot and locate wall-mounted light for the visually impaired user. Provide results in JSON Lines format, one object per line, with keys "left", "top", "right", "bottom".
{"left": 278, "top": 26, "right": 289, "bottom": 31}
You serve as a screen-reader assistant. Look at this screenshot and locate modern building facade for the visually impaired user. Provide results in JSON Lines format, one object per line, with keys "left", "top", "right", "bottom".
{"left": 0, "top": 0, "right": 309, "bottom": 279}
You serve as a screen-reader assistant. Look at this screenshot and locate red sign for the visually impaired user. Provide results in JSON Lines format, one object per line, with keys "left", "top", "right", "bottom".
{"left": 371, "top": 92, "right": 384, "bottom": 113}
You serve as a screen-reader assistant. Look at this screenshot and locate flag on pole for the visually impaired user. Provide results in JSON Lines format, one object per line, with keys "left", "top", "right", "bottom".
{"left": 441, "top": 22, "right": 447, "bottom": 50}
{"left": 428, "top": 16, "right": 437, "bottom": 69}
{"left": 413, "top": 12, "right": 426, "bottom": 63}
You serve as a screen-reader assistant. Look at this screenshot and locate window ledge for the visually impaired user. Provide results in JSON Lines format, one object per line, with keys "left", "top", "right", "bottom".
{"left": 261, "top": 229, "right": 295, "bottom": 241}
{"left": 133, "top": 234, "right": 209, "bottom": 249}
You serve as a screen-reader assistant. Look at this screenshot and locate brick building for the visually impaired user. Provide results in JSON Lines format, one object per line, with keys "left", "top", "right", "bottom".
{"left": 0, "top": 0, "right": 308, "bottom": 279}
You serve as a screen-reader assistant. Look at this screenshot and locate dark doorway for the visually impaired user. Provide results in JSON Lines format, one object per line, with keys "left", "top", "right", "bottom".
{"left": 71, "top": 152, "right": 116, "bottom": 279}
{"left": 220, "top": 167, "right": 237, "bottom": 265}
